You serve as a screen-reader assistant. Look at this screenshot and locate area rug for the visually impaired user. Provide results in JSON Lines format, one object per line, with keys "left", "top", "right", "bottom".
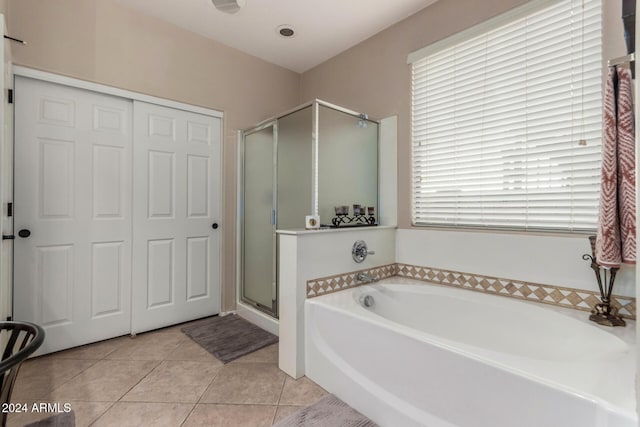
{"left": 24, "top": 411, "right": 75, "bottom": 427}
{"left": 273, "top": 394, "right": 378, "bottom": 427}
{"left": 181, "top": 314, "right": 278, "bottom": 363}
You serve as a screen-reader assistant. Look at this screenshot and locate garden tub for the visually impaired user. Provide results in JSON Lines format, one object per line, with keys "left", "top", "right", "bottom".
{"left": 304, "top": 278, "right": 636, "bottom": 427}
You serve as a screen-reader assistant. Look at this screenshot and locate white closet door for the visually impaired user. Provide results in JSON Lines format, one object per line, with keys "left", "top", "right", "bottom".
{"left": 14, "top": 76, "right": 132, "bottom": 355}
{"left": 132, "top": 101, "right": 221, "bottom": 333}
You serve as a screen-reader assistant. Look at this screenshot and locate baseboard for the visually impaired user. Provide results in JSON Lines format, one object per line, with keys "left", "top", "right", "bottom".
{"left": 219, "top": 310, "right": 237, "bottom": 317}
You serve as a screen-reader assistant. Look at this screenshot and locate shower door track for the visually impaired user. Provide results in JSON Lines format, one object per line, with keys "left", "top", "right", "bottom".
{"left": 243, "top": 299, "right": 277, "bottom": 317}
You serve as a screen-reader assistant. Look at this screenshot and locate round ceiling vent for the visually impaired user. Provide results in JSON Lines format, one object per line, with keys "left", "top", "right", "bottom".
{"left": 276, "top": 25, "right": 296, "bottom": 38}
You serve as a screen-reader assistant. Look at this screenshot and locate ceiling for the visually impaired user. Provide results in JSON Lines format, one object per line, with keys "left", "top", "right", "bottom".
{"left": 116, "top": 0, "right": 439, "bottom": 73}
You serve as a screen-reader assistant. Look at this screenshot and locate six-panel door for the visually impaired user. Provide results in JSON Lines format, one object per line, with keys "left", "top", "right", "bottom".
{"left": 131, "top": 101, "right": 221, "bottom": 334}
{"left": 13, "top": 78, "right": 222, "bottom": 353}
{"left": 13, "top": 76, "right": 133, "bottom": 354}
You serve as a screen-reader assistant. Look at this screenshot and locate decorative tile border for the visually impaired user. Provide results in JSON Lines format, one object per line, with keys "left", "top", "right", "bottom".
{"left": 306, "top": 264, "right": 398, "bottom": 298}
{"left": 306, "top": 262, "right": 636, "bottom": 319}
{"left": 396, "top": 263, "right": 636, "bottom": 320}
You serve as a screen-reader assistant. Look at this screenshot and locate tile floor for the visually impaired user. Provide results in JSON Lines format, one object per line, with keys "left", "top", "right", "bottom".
{"left": 7, "top": 319, "right": 327, "bottom": 426}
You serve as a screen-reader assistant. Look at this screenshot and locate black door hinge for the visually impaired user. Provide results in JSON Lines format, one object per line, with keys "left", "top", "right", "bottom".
{"left": 7, "top": 202, "right": 12, "bottom": 217}
{"left": 7, "top": 88, "right": 12, "bottom": 104}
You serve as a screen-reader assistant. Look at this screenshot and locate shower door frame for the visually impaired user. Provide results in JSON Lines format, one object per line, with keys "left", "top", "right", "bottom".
{"left": 239, "top": 120, "right": 279, "bottom": 317}
{"left": 238, "top": 99, "right": 381, "bottom": 319}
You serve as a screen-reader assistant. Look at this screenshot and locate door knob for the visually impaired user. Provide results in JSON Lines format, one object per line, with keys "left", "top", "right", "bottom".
{"left": 212, "top": 223, "right": 219, "bottom": 230}
{"left": 18, "top": 229, "right": 31, "bottom": 238}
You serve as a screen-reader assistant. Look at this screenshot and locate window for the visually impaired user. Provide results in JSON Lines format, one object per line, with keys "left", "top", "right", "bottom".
{"left": 410, "top": 0, "right": 602, "bottom": 231}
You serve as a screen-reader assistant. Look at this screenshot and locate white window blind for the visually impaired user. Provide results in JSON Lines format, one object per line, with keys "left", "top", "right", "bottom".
{"left": 410, "top": 0, "right": 602, "bottom": 232}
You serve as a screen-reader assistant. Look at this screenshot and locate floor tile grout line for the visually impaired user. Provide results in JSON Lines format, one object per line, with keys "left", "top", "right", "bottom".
{"left": 270, "top": 404, "right": 279, "bottom": 427}
{"left": 99, "top": 342, "right": 128, "bottom": 360}
{"left": 26, "top": 357, "right": 102, "bottom": 402}
{"left": 175, "top": 401, "right": 287, "bottom": 407}
{"left": 114, "top": 359, "right": 163, "bottom": 403}
{"left": 271, "top": 374, "right": 289, "bottom": 425}
{"left": 39, "top": 336, "right": 128, "bottom": 362}
{"left": 88, "top": 400, "right": 118, "bottom": 427}
{"left": 92, "top": 336, "right": 203, "bottom": 426}
{"left": 177, "top": 334, "right": 222, "bottom": 426}
{"left": 195, "top": 363, "right": 222, "bottom": 405}
{"left": 180, "top": 351, "right": 221, "bottom": 427}
{"left": 178, "top": 402, "right": 282, "bottom": 407}
{"left": 115, "top": 399, "right": 244, "bottom": 405}
{"left": 179, "top": 403, "right": 198, "bottom": 427}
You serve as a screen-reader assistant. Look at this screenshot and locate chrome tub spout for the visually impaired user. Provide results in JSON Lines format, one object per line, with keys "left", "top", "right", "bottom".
{"left": 356, "top": 272, "right": 377, "bottom": 284}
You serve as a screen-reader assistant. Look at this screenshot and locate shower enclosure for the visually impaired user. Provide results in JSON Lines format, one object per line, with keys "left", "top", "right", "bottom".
{"left": 238, "top": 100, "right": 379, "bottom": 317}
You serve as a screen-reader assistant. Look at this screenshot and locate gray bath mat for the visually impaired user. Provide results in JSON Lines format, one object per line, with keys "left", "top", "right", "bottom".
{"left": 24, "top": 411, "right": 75, "bottom": 427}
{"left": 181, "top": 314, "right": 278, "bottom": 363}
{"left": 273, "top": 394, "right": 378, "bottom": 427}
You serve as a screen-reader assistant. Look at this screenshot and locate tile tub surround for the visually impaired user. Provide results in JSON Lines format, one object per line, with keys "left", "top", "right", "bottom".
{"left": 306, "top": 263, "right": 398, "bottom": 298}
{"left": 306, "top": 263, "right": 636, "bottom": 319}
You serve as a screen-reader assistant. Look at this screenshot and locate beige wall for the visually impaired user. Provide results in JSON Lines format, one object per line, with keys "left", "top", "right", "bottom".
{"left": 4, "top": 0, "right": 628, "bottom": 313}
{"left": 6, "top": 0, "right": 301, "bottom": 312}
{"left": 301, "top": 0, "right": 626, "bottom": 229}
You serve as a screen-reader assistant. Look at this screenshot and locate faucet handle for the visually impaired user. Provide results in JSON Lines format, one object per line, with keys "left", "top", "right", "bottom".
{"left": 352, "top": 240, "right": 373, "bottom": 263}
{"left": 368, "top": 250, "right": 375, "bottom": 255}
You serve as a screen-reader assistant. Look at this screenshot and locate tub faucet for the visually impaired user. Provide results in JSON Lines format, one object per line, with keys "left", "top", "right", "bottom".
{"left": 356, "top": 272, "right": 377, "bottom": 284}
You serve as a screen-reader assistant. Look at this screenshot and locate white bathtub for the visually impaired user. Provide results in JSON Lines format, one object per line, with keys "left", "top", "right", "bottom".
{"left": 304, "top": 278, "right": 636, "bottom": 427}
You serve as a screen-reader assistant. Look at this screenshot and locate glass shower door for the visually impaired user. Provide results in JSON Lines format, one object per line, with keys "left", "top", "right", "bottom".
{"left": 242, "top": 123, "right": 276, "bottom": 315}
